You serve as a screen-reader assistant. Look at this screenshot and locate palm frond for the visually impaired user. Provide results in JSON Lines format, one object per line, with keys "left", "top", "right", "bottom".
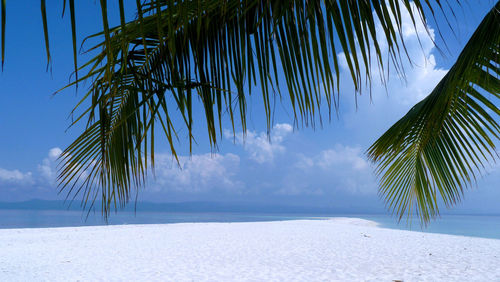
{"left": 55, "top": 0, "right": 466, "bottom": 215}
{"left": 367, "top": 2, "right": 500, "bottom": 224}
{"left": 1, "top": 0, "right": 5, "bottom": 70}
{"left": 41, "top": 0, "right": 51, "bottom": 69}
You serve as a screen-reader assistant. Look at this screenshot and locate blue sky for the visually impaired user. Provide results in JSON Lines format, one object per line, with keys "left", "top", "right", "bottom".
{"left": 0, "top": 1, "right": 498, "bottom": 214}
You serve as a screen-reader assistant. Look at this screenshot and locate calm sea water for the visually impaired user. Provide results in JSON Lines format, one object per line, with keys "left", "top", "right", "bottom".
{"left": 0, "top": 210, "right": 499, "bottom": 239}
{"left": 362, "top": 214, "right": 500, "bottom": 240}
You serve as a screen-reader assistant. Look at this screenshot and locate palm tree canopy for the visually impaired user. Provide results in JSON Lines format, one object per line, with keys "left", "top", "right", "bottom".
{"left": 1, "top": 1, "right": 497, "bottom": 222}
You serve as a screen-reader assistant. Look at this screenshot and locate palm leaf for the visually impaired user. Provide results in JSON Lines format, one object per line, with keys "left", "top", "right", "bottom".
{"left": 367, "top": 2, "right": 500, "bottom": 224}
{"left": 55, "top": 0, "right": 468, "bottom": 215}
{"left": 1, "top": 0, "right": 5, "bottom": 70}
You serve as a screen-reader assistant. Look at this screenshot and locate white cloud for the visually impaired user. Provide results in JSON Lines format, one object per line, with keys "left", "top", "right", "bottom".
{"left": 0, "top": 168, "right": 33, "bottom": 185}
{"left": 225, "top": 123, "right": 293, "bottom": 164}
{"left": 0, "top": 147, "right": 62, "bottom": 192}
{"left": 38, "top": 147, "right": 62, "bottom": 183}
{"left": 294, "top": 154, "right": 314, "bottom": 170}
{"left": 32, "top": 146, "right": 244, "bottom": 195}
{"left": 48, "top": 147, "right": 62, "bottom": 160}
{"left": 315, "top": 145, "right": 373, "bottom": 194}
{"left": 317, "top": 145, "right": 369, "bottom": 171}
{"left": 152, "top": 153, "right": 244, "bottom": 193}
{"left": 283, "top": 144, "right": 375, "bottom": 195}
{"left": 389, "top": 5, "right": 447, "bottom": 106}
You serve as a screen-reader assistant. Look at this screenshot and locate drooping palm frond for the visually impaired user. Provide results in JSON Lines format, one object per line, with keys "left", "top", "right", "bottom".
{"left": 367, "top": 2, "right": 500, "bottom": 224}
{"left": 53, "top": 0, "right": 465, "bottom": 215}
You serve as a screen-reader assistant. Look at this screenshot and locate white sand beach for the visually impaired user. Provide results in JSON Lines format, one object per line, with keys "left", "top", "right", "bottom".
{"left": 1, "top": 218, "right": 499, "bottom": 281}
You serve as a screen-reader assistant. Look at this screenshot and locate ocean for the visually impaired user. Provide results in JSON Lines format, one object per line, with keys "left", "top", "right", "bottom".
{"left": 0, "top": 209, "right": 499, "bottom": 240}
{"left": 363, "top": 214, "right": 500, "bottom": 240}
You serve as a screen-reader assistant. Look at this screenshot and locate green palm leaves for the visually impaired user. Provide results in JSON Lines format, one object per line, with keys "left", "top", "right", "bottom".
{"left": 57, "top": 0, "right": 457, "bottom": 215}
{"left": 367, "top": 2, "right": 500, "bottom": 223}
{"left": 21, "top": 0, "right": 498, "bottom": 221}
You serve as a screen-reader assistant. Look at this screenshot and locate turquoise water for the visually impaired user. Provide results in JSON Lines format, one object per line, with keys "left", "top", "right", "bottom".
{"left": 362, "top": 214, "right": 500, "bottom": 240}
{"left": 0, "top": 210, "right": 499, "bottom": 240}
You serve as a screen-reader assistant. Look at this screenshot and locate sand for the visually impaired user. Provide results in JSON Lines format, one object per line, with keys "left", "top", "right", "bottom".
{"left": 1, "top": 218, "right": 499, "bottom": 281}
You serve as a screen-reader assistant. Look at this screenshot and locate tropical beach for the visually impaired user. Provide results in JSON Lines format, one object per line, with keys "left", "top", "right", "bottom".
{"left": 0, "top": 1, "right": 499, "bottom": 281}
{"left": 1, "top": 218, "right": 499, "bottom": 281}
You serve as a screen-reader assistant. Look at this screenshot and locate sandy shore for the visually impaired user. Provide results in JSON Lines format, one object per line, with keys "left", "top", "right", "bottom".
{"left": 1, "top": 218, "right": 499, "bottom": 281}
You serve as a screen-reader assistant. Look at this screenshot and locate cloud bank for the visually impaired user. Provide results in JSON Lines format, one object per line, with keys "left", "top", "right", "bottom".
{"left": 224, "top": 123, "right": 292, "bottom": 164}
